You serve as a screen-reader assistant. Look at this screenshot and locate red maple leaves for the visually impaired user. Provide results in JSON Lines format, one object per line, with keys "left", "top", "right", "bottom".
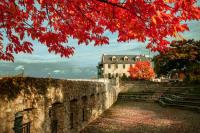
{"left": 129, "top": 61, "right": 155, "bottom": 80}
{"left": 0, "top": 0, "right": 200, "bottom": 61}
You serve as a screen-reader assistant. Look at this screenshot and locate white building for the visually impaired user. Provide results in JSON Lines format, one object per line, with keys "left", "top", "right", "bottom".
{"left": 97, "top": 54, "right": 152, "bottom": 78}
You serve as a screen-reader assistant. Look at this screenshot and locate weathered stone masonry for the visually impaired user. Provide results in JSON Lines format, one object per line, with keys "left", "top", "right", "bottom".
{"left": 0, "top": 77, "right": 120, "bottom": 133}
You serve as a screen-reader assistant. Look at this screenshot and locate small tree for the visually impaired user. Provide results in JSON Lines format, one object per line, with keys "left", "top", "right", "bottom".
{"left": 128, "top": 61, "right": 155, "bottom": 80}
{"left": 120, "top": 74, "right": 131, "bottom": 81}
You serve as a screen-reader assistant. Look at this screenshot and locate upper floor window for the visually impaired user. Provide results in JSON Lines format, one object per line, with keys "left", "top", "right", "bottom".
{"left": 112, "top": 56, "right": 117, "bottom": 61}
{"left": 124, "top": 56, "right": 128, "bottom": 61}
{"left": 135, "top": 56, "right": 140, "bottom": 61}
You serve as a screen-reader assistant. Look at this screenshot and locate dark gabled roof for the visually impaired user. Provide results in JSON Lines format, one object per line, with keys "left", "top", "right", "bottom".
{"left": 101, "top": 54, "right": 151, "bottom": 64}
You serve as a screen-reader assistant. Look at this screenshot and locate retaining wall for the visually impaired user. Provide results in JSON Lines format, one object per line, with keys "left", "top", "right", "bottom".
{"left": 0, "top": 77, "right": 120, "bottom": 133}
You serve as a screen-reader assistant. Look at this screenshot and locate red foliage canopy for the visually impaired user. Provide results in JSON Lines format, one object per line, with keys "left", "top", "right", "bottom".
{"left": 0, "top": 0, "right": 200, "bottom": 61}
{"left": 129, "top": 61, "right": 155, "bottom": 80}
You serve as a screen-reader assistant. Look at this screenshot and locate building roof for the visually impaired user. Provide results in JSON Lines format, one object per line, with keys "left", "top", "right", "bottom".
{"left": 101, "top": 54, "right": 151, "bottom": 64}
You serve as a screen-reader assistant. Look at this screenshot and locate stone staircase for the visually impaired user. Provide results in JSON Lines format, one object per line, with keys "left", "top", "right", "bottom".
{"left": 158, "top": 93, "right": 200, "bottom": 112}
{"left": 118, "top": 91, "right": 163, "bottom": 102}
{"left": 118, "top": 81, "right": 165, "bottom": 102}
{"left": 118, "top": 81, "right": 200, "bottom": 112}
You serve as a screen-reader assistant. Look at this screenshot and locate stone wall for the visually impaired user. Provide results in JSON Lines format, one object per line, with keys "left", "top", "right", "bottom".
{"left": 0, "top": 77, "right": 120, "bottom": 133}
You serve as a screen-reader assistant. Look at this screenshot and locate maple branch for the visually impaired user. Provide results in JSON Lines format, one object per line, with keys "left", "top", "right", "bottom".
{"left": 96, "top": 0, "right": 126, "bottom": 9}
{"left": 0, "top": 11, "right": 7, "bottom": 34}
{"left": 96, "top": 0, "right": 145, "bottom": 22}
{"left": 2, "top": 3, "right": 36, "bottom": 31}
{"left": 85, "top": 2, "right": 101, "bottom": 14}
{"left": 50, "top": 5, "right": 74, "bottom": 31}
{"left": 74, "top": 5, "right": 95, "bottom": 25}
{"left": 45, "top": 3, "right": 52, "bottom": 32}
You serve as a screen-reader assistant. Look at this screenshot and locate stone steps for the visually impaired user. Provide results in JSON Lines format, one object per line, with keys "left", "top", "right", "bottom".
{"left": 120, "top": 81, "right": 200, "bottom": 112}
{"left": 158, "top": 94, "right": 200, "bottom": 112}
{"left": 118, "top": 91, "right": 200, "bottom": 112}
{"left": 159, "top": 99, "right": 200, "bottom": 112}
{"left": 161, "top": 96, "right": 200, "bottom": 106}
{"left": 118, "top": 92, "right": 163, "bottom": 102}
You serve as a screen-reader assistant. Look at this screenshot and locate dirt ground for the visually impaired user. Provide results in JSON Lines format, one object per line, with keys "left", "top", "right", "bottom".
{"left": 81, "top": 101, "right": 200, "bottom": 133}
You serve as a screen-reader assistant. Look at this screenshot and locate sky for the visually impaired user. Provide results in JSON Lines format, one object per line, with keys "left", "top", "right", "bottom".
{"left": 0, "top": 19, "right": 200, "bottom": 78}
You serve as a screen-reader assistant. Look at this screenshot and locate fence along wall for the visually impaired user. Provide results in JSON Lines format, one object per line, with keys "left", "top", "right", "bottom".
{"left": 0, "top": 77, "right": 120, "bottom": 133}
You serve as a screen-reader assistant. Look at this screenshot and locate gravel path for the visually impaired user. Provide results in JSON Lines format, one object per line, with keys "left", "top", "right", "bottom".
{"left": 81, "top": 101, "right": 200, "bottom": 133}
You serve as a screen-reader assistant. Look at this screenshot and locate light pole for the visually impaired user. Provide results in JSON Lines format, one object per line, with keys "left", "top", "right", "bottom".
{"left": 48, "top": 73, "right": 51, "bottom": 78}
{"left": 21, "top": 67, "right": 24, "bottom": 77}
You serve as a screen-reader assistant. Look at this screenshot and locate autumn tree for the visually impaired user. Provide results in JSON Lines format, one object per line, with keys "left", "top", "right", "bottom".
{"left": 128, "top": 61, "right": 155, "bottom": 80}
{"left": 153, "top": 39, "right": 200, "bottom": 81}
{"left": 1, "top": 0, "right": 200, "bottom": 61}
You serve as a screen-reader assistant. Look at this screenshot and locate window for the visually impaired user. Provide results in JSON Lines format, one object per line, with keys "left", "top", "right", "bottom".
{"left": 136, "top": 56, "right": 140, "bottom": 61}
{"left": 70, "top": 113, "right": 74, "bottom": 129}
{"left": 116, "top": 73, "right": 118, "bottom": 77}
{"left": 123, "top": 73, "right": 126, "bottom": 77}
{"left": 123, "top": 64, "right": 126, "bottom": 69}
{"left": 115, "top": 64, "right": 118, "bottom": 69}
{"left": 51, "top": 120, "right": 58, "bottom": 133}
{"left": 108, "top": 64, "right": 111, "bottom": 69}
{"left": 124, "top": 56, "right": 128, "bottom": 61}
{"left": 108, "top": 73, "right": 111, "bottom": 78}
{"left": 82, "top": 109, "right": 85, "bottom": 121}
{"left": 81, "top": 96, "right": 88, "bottom": 122}
{"left": 70, "top": 99, "right": 78, "bottom": 129}
{"left": 112, "top": 56, "right": 117, "bottom": 61}
{"left": 13, "top": 112, "right": 31, "bottom": 133}
{"left": 14, "top": 113, "right": 23, "bottom": 133}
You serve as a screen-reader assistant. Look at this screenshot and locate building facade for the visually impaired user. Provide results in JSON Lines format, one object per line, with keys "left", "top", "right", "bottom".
{"left": 97, "top": 54, "right": 152, "bottom": 78}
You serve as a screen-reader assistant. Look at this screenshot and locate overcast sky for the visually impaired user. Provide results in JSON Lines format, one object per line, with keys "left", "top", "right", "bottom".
{"left": 0, "top": 20, "right": 200, "bottom": 78}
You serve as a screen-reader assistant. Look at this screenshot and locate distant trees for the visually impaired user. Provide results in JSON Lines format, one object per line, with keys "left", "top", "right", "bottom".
{"left": 153, "top": 39, "right": 200, "bottom": 82}
{"left": 128, "top": 61, "right": 155, "bottom": 80}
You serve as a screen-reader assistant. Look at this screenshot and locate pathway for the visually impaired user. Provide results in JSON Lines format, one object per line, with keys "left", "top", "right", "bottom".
{"left": 81, "top": 101, "right": 200, "bottom": 133}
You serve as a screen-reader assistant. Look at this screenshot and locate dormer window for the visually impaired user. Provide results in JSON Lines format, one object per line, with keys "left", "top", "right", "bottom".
{"left": 135, "top": 56, "right": 140, "bottom": 61}
{"left": 112, "top": 56, "right": 117, "bottom": 61}
{"left": 124, "top": 56, "right": 128, "bottom": 61}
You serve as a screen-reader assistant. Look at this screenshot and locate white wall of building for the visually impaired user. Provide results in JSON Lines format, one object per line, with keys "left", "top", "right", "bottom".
{"left": 103, "top": 64, "right": 135, "bottom": 78}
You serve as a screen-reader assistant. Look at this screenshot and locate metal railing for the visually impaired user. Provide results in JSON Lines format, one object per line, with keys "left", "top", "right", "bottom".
{"left": 13, "top": 122, "right": 31, "bottom": 133}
